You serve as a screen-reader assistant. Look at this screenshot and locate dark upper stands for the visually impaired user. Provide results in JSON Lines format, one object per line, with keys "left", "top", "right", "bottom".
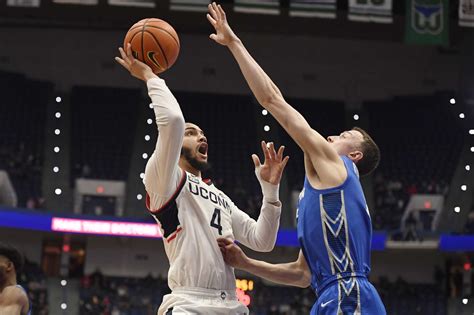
{"left": 367, "top": 93, "right": 462, "bottom": 190}
{"left": 70, "top": 86, "right": 141, "bottom": 181}
{"left": 0, "top": 71, "right": 52, "bottom": 207}
{"left": 366, "top": 93, "right": 463, "bottom": 231}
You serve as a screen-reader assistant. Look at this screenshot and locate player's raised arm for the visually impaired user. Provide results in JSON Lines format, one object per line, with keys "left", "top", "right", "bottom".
{"left": 217, "top": 238, "right": 311, "bottom": 288}
{"left": 207, "top": 3, "right": 346, "bottom": 184}
{"left": 231, "top": 141, "right": 288, "bottom": 252}
{"left": 0, "top": 286, "right": 29, "bottom": 315}
{"left": 115, "top": 44, "right": 185, "bottom": 210}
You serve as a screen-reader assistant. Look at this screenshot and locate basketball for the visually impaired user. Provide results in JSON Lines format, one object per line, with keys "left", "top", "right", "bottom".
{"left": 124, "top": 18, "right": 180, "bottom": 74}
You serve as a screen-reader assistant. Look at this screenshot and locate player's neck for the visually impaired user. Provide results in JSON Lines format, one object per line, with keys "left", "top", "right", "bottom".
{"left": 187, "top": 168, "right": 201, "bottom": 177}
{"left": 0, "top": 275, "right": 16, "bottom": 291}
{"left": 179, "top": 160, "right": 201, "bottom": 177}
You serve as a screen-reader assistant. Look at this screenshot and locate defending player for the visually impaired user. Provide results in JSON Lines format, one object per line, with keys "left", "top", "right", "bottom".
{"left": 0, "top": 243, "right": 30, "bottom": 315}
{"left": 115, "top": 44, "right": 289, "bottom": 315}
{"left": 207, "top": 3, "right": 386, "bottom": 314}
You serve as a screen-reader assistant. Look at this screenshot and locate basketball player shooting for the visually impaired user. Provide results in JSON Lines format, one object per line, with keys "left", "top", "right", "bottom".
{"left": 0, "top": 243, "right": 30, "bottom": 315}
{"left": 207, "top": 3, "right": 386, "bottom": 314}
{"left": 115, "top": 44, "right": 289, "bottom": 315}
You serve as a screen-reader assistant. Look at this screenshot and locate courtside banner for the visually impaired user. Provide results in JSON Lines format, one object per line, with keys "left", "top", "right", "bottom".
{"left": 51, "top": 217, "right": 162, "bottom": 238}
{"left": 0, "top": 208, "right": 392, "bottom": 249}
{"left": 0, "top": 208, "right": 161, "bottom": 239}
{"left": 0, "top": 208, "right": 51, "bottom": 231}
{"left": 439, "top": 235, "right": 474, "bottom": 251}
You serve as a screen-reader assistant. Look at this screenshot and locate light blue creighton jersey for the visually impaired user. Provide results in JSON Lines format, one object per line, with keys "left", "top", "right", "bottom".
{"left": 297, "top": 156, "right": 386, "bottom": 315}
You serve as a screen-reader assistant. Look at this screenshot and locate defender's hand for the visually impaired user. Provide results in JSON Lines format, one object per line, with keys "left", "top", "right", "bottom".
{"left": 115, "top": 43, "right": 157, "bottom": 82}
{"left": 217, "top": 238, "right": 250, "bottom": 270}
{"left": 207, "top": 2, "right": 239, "bottom": 46}
{"left": 253, "top": 141, "right": 289, "bottom": 185}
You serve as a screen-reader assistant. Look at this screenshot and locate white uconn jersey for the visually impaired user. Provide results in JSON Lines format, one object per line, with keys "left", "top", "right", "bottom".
{"left": 143, "top": 77, "right": 281, "bottom": 305}
{"left": 147, "top": 170, "right": 246, "bottom": 291}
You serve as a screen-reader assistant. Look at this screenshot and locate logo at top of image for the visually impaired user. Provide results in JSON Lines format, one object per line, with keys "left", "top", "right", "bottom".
{"left": 411, "top": 0, "right": 444, "bottom": 35}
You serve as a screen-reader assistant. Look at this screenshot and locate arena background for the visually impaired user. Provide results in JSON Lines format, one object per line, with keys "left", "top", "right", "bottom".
{"left": 0, "top": 0, "right": 474, "bottom": 314}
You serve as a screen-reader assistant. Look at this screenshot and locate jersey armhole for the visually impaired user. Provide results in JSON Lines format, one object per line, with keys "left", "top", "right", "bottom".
{"left": 146, "top": 170, "right": 187, "bottom": 214}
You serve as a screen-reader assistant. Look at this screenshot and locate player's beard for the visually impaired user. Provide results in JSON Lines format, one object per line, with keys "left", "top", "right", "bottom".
{"left": 181, "top": 147, "right": 211, "bottom": 172}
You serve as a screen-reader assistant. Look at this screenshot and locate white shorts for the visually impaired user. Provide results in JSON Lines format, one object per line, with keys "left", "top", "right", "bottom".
{"left": 157, "top": 287, "right": 249, "bottom": 315}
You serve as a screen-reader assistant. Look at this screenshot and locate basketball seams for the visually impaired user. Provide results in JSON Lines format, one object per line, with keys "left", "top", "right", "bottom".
{"left": 127, "top": 24, "right": 145, "bottom": 32}
{"left": 127, "top": 30, "right": 141, "bottom": 45}
{"left": 124, "top": 29, "right": 141, "bottom": 60}
{"left": 142, "top": 25, "right": 180, "bottom": 48}
{"left": 140, "top": 19, "right": 150, "bottom": 66}
{"left": 144, "top": 30, "right": 169, "bottom": 68}
{"left": 128, "top": 20, "right": 179, "bottom": 48}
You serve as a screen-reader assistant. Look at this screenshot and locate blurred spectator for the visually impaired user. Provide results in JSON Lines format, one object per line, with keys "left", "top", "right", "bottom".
{"left": 403, "top": 211, "right": 423, "bottom": 241}
{"left": 449, "top": 267, "right": 463, "bottom": 298}
{"left": 90, "top": 269, "right": 105, "bottom": 289}
{"left": 25, "top": 196, "right": 46, "bottom": 210}
{"left": 82, "top": 164, "right": 92, "bottom": 178}
{"left": 463, "top": 206, "right": 474, "bottom": 234}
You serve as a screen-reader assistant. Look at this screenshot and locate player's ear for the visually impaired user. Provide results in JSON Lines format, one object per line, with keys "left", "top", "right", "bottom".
{"left": 5, "top": 260, "right": 14, "bottom": 272}
{"left": 348, "top": 150, "right": 363, "bottom": 163}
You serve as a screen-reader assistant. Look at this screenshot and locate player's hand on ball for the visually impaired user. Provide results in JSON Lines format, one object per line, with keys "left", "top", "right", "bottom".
{"left": 115, "top": 43, "right": 157, "bottom": 82}
{"left": 217, "top": 238, "right": 250, "bottom": 270}
{"left": 207, "top": 2, "right": 239, "bottom": 46}
{"left": 253, "top": 141, "right": 289, "bottom": 185}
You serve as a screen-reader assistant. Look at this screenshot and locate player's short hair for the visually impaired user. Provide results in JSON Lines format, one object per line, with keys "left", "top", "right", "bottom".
{"left": 352, "top": 127, "right": 380, "bottom": 177}
{"left": 0, "top": 243, "right": 24, "bottom": 273}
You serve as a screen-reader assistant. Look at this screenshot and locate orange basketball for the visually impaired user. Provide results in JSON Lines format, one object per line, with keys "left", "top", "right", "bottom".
{"left": 124, "top": 18, "right": 180, "bottom": 74}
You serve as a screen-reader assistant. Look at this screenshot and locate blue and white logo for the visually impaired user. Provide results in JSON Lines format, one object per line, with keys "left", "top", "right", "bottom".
{"left": 412, "top": 0, "right": 444, "bottom": 35}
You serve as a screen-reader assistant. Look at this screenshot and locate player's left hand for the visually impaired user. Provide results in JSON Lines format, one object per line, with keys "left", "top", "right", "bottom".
{"left": 115, "top": 43, "right": 157, "bottom": 82}
{"left": 207, "top": 2, "right": 239, "bottom": 46}
{"left": 253, "top": 141, "right": 289, "bottom": 185}
{"left": 217, "top": 238, "right": 250, "bottom": 270}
